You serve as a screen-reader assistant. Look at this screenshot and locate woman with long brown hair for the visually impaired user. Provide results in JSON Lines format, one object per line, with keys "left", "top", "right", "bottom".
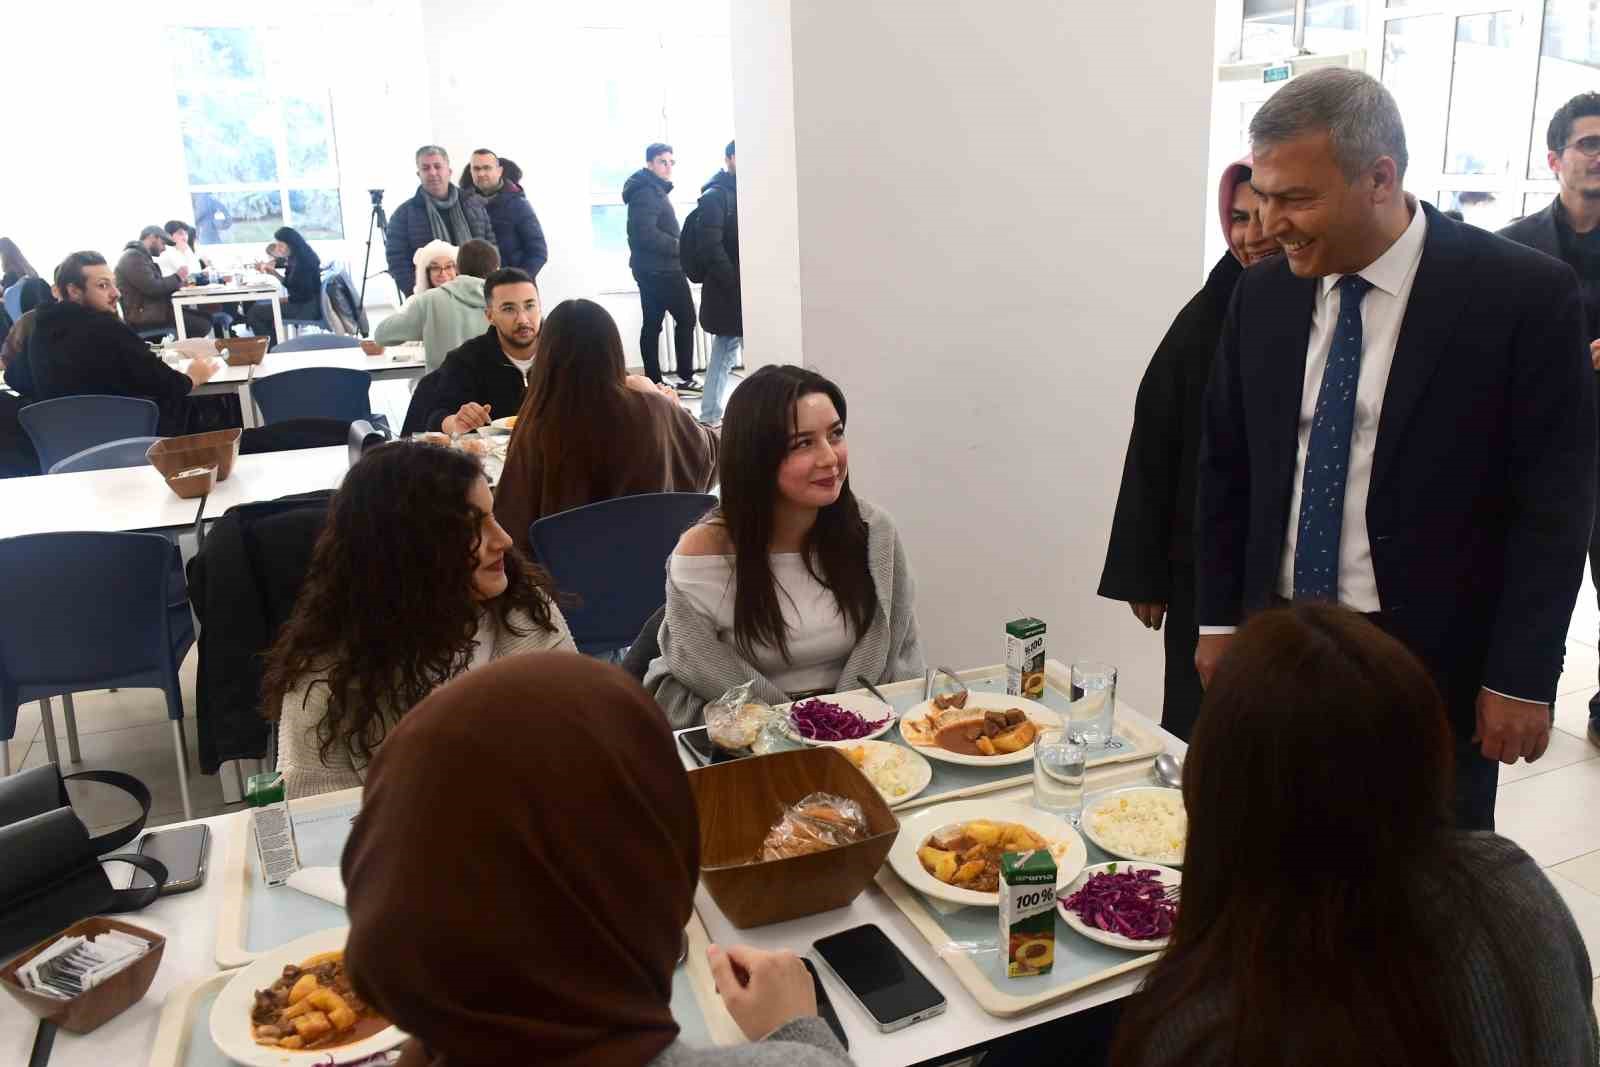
{"left": 644, "top": 365, "right": 924, "bottom": 728}
{"left": 1113, "top": 603, "right": 1595, "bottom": 1067}
{"left": 492, "top": 297, "right": 719, "bottom": 551}
{"left": 262, "top": 442, "right": 574, "bottom": 797}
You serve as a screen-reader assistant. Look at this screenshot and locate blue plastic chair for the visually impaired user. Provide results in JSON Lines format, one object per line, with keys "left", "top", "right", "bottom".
{"left": 271, "top": 334, "right": 360, "bottom": 353}
{"left": 19, "top": 395, "right": 160, "bottom": 475}
{"left": 49, "top": 436, "right": 163, "bottom": 474}
{"left": 0, "top": 533, "right": 197, "bottom": 816}
{"left": 249, "top": 367, "right": 372, "bottom": 425}
{"left": 3, "top": 283, "right": 21, "bottom": 321}
{"left": 529, "top": 492, "right": 717, "bottom": 656}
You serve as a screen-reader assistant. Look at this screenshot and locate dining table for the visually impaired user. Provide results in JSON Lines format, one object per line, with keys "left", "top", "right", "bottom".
{"left": 0, "top": 675, "right": 1184, "bottom": 1067}
{"left": 170, "top": 280, "right": 282, "bottom": 344}
{"left": 181, "top": 343, "right": 427, "bottom": 430}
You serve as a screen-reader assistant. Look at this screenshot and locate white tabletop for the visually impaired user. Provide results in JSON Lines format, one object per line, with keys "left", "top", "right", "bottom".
{"left": 0, "top": 463, "right": 202, "bottom": 539}
{"left": 184, "top": 344, "right": 426, "bottom": 389}
{"left": 203, "top": 446, "right": 348, "bottom": 514}
{"left": 171, "top": 280, "right": 280, "bottom": 302}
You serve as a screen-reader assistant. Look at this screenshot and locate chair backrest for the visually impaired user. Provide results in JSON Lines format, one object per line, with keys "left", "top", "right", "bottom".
{"left": 49, "top": 435, "right": 163, "bottom": 474}
{"left": 271, "top": 333, "right": 360, "bottom": 353}
{"left": 3, "top": 283, "right": 21, "bottom": 321}
{"left": 0, "top": 532, "right": 181, "bottom": 703}
{"left": 249, "top": 367, "right": 371, "bottom": 425}
{"left": 529, "top": 492, "right": 717, "bottom": 655}
{"left": 19, "top": 395, "right": 161, "bottom": 474}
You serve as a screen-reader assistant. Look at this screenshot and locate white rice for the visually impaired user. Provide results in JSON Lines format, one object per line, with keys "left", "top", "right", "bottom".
{"left": 1087, "top": 792, "right": 1186, "bottom": 863}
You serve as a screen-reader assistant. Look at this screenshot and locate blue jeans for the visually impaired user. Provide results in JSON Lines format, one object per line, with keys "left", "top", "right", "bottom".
{"left": 701, "top": 334, "right": 742, "bottom": 423}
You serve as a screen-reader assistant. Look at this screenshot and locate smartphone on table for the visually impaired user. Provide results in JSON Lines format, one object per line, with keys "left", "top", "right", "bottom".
{"left": 677, "top": 726, "right": 748, "bottom": 767}
{"left": 128, "top": 824, "right": 211, "bottom": 895}
{"left": 813, "top": 923, "right": 946, "bottom": 1033}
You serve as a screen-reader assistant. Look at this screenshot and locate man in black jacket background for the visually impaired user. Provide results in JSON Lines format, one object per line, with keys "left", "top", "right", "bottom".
{"left": 623, "top": 142, "right": 698, "bottom": 393}
{"left": 697, "top": 141, "right": 740, "bottom": 426}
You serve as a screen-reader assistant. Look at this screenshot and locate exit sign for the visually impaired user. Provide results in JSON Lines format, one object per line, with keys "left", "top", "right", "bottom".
{"left": 1263, "top": 64, "right": 1291, "bottom": 84}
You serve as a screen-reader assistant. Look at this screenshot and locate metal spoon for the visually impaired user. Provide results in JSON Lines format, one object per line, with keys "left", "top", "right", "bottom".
{"left": 1153, "top": 752, "right": 1183, "bottom": 788}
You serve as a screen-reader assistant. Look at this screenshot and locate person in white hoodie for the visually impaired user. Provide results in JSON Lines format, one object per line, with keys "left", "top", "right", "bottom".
{"left": 374, "top": 239, "right": 499, "bottom": 371}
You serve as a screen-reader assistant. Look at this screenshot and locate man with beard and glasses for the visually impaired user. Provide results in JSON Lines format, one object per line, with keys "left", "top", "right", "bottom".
{"left": 1501, "top": 91, "right": 1600, "bottom": 750}
{"left": 423, "top": 267, "right": 543, "bottom": 435}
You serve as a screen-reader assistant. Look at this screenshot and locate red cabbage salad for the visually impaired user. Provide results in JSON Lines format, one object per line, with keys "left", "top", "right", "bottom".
{"left": 788, "top": 698, "right": 891, "bottom": 741}
{"left": 1061, "top": 865, "right": 1177, "bottom": 940}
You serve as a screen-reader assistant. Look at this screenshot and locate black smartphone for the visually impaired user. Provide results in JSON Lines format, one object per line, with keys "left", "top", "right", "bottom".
{"left": 813, "top": 924, "right": 946, "bottom": 1033}
{"left": 677, "top": 726, "right": 746, "bottom": 766}
{"left": 801, "top": 956, "right": 848, "bottom": 1050}
{"left": 129, "top": 824, "right": 210, "bottom": 895}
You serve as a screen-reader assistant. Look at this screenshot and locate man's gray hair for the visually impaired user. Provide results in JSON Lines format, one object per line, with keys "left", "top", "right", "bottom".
{"left": 1250, "top": 68, "right": 1408, "bottom": 181}
{"left": 414, "top": 144, "right": 450, "bottom": 166}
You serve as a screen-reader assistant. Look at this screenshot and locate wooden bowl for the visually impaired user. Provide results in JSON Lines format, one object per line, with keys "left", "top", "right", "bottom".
{"left": 147, "top": 427, "right": 242, "bottom": 483}
{"left": 216, "top": 336, "right": 268, "bottom": 366}
{"left": 688, "top": 747, "right": 899, "bottom": 928}
{"left": 0, "top": 917, "right": 165, "bottom": 1034}
{"left": 162, "top": 463, "right": 217, "bottom": 499}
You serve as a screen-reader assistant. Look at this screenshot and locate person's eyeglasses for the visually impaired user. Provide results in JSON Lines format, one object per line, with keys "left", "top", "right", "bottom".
{"left": 1563, "top": 135, "right": 1600, "bottom": 158}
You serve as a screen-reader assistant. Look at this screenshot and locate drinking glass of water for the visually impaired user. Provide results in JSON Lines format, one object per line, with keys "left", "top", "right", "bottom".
{"left": 1068, "top": 661, "right": 1117, "bottom": 748}
{"left": 1033, "top": 727, "right": 1085, "bottom": 824}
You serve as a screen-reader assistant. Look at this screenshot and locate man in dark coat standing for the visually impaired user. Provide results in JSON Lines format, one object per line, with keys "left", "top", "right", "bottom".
{"left": 385, "top": 145, "right": 496, "bottom": 298}
{"left": 623, "top": 142, "right": 698, "bottom": 392}
{"left": 462, "top": 151, "right": 548, "bottom": 281}
{"left": 1195, "top": 68, "right": 1595, "bottom": 831}
{"left": 1500, "top": 91, "right": 1600, "bottom": 749}
{"left": 697, "top": 141, "right": 740, "bottom": 425}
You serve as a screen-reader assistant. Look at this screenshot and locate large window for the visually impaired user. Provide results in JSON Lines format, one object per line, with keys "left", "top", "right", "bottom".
{"left": 170, "top": 26, "right": 343, "bottom": 245}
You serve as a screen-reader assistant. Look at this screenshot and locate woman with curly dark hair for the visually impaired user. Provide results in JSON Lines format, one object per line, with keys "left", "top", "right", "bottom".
{"left": 262, "top": 442, "right": 574, "bottom": 797}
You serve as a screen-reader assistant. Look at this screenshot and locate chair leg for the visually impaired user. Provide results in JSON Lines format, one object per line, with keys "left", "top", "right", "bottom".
{"left": 233, "top": 761, "right": 245, "bottom": 798}
{"left": 170, "top": 720, "right": 193, "bottom": 821}
{"left": 39, "top": 698, "right": 60, "bottom": 768}
{"left": 62, "top": 693, "right": 81, "bottom": 764}
{"left": 177, "top": 719, "right": 192, "bottom": 771}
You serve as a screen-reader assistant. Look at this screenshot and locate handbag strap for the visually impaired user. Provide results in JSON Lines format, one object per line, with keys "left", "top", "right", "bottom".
{"left": 63, "top": 770, "right": 153, "bottom": 855}
{"left": 99, "top": 853, "right": 167, "bottom": 913}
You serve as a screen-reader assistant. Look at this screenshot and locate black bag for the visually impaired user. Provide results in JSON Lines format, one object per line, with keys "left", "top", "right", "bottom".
{"left": 679, "top": 199, "right": 712, "bottom": 283}
{"left": 0, "top": 764, "right": 167, "bottom": 960}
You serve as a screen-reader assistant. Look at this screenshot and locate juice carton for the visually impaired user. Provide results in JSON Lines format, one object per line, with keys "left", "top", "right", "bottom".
{"left": 246, "top": 771, "right": 302, "bottom": 888}
{"left": 1005, "top": 617, "right": 1047, "bottom": 699}
{"left": 999, "top": 848, "right": 1057, "bottom": 977}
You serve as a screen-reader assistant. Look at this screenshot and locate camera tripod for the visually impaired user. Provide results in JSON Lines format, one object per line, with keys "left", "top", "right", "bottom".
{"left": 357, "top": 189, "right": 389, "bottom": 335}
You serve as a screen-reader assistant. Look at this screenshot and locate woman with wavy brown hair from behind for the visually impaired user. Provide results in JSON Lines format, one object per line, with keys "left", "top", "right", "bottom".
{"left": 262, "top": 442, "right": 574, "bottom": 798}
{"left": 1113, "top": 603, "right": 1595, "bottom": 1067}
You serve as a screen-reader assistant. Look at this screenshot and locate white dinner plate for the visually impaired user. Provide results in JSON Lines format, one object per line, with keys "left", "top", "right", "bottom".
{"left": 489, "top": 416, "right": 519, "bottom": 431}
{"left": 1057, "top": 861, "right": 1181, "bottom": 951}
{"left": 837, "top": 738, "right": 933, "bottom": 807}
{"left": 888, "top": 799, "right": 1087, "bottom": 908}
{"left": 898, "top": 692, "right": 1060, "bottom": 767}
{"left": 781, "top": 692, "right": 897, "bottom": 745}
{"left": 1079, "top": 786, "right": 1187, "bottom": 867}
{"left": 210, "top": 927, "right": 407, "bottom": 1066}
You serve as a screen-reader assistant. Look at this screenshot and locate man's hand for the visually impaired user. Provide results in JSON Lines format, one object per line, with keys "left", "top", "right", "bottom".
{"left": 1194, "top": 633, "right": 1231, "bottom": 688}
{"left": 1130, "top": 602, "right": 1167, "bottom": 630}
{"left": 185, "top": 356, "right": 220, "bottom": 387}
{"left": 1589, "top": 338, "right": 1600, "bottom": 371}
{"left": 1474, "top": 689, "right": 1552, "bottom": 765}
{"left": 441, "top": 402, "right": 492, "bottom": 435}
{"left": 176, "top": 266, "right": 191, "bottom": 284}
{"left": 707, "top": 944, "right": 817, "bottom": 1042}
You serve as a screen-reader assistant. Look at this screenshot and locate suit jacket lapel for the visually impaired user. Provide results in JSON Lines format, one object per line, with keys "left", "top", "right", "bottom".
{"left": 1372, "top": 203, "right": 1472, "bottom": 495}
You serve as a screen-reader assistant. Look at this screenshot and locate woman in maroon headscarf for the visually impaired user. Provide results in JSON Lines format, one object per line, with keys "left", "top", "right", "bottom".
{"left": 1097, "top": 158, "right": 1280, "bottom": 742}
{"left": 342, "top": 652, "right": 853, "bottom": 1067}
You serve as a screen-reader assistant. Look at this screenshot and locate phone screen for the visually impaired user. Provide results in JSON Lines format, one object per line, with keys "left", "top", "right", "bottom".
{"left": 801, "top": 957, "right": 849, "bottom": 1049}
{"left": 677, "top": 727, "right": 746, "bottom": 767}
{"left": 130, "top": 825, "right": 210, "bottom": 894}
{"left": 813, "top": 924, "right": 945, "bottom": 1030}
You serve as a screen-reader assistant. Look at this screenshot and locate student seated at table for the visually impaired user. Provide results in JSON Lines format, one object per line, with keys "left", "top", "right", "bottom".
{"left": 1111, "top": 603, "right": 1597, "bottom": 1067}
{"left": 342, "top": 651, "right": 855, "bottom": 1067}
{"left": 373, "top": 239, "right": 497, "bottom": 372}
{"left": 643, "top": 365, "right": 924, "bottom": 728}
{"left": 3, "top": 251, "right": 219, "bottom": 434}
{"left": 249, "top": 226, "right": 322, "bottom": 345}
{"left": 1, "top": 277, "right": 53, "bottom": 371}
{"left": 261, "top": 442, "right": 574, "bottom": 798}
{"left": 492, "top": 297, "right": 720, "bottom": 550}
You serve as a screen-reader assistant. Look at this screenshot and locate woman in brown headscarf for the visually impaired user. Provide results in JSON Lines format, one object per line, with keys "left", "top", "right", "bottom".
{"left": 492, "top": 298, "right": 719, "bottom": 552}
{"left": 342, "top": 652, "right": 852, "bottom": 1067}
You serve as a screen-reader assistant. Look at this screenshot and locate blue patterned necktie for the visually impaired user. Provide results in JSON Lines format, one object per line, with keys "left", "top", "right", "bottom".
{"left": 1293, "top": 274, "right": 1373, "bottom": 602}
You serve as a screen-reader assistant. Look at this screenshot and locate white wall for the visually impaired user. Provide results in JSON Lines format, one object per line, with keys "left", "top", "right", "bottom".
{"left": 732, "top": 1, "right": 1216, "bottom": 716}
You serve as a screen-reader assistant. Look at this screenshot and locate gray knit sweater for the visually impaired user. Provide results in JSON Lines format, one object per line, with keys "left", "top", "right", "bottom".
{"left": 648, "top": 1018, "right": 852, "bottom": 1066}
{"left": 642, "top": 500, "right": 925, "bottom": 729}
{"left": 1136, "top": 833, "right": 1598, "bottom": 1067}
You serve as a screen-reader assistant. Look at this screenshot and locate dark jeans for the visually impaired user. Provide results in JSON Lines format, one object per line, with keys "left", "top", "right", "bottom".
{"left": 633, "top": 269, "right": 696, "bottom": 383}
{"left": 1588, "top": 533, "right": 1600, "bottom": 726}
{"left": 1160, "top": 561, "right": 1204, "bottom": 743}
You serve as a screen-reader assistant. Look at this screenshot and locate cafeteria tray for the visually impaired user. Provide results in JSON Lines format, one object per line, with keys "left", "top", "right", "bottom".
{"left": 154, "top": 916, "right": 736, "bottom": 1066}
{"left": 780, "top": 660, "right": 1165, "bottom": 811}
{"left": 875, "top": 833, "right": 1158, "bottom": 1017}
{"left": 214, "top": 788, "right": 363, "bottom": 968}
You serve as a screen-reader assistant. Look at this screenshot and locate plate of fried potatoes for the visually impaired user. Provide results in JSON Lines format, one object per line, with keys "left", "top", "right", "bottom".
{"left": 888, "top": 799, "right": 1086, "bottom": 907}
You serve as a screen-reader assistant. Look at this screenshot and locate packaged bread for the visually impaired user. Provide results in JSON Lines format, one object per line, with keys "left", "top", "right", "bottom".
{"left": 756, "top": 792, "right": 868, "bottom": 862}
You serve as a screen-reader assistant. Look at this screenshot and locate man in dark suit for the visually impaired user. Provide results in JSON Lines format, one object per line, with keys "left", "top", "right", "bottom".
{"left": 1195, "top": 68, "right": 1596, "bottom": 830}
{"left": 1500, "top": 91, "right": 1600, "bottom": 749}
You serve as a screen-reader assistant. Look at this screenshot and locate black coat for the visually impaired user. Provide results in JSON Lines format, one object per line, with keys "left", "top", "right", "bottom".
{"left": 697, "top": 171, "right": 741, "bottom": 337}
{"left": 623, "top": 168, "right": 680, "bottom": 274}
{"left": 1500, "top": 200, "right": 1600, "bottom": 340}
{"left": 384, "top": 185, "right": 496, "bottom": 297}
{"left": 1099, "top": 253, "right": 1242, "bottom": 603}
{"left": 1198, "top": 203, "right": 1595, "bottom": 723}
{"left": 9, "top": 302, "right": 195, "bottom": 435}
{"left": 467, "top": 179, "right": 548, "bottom": 280}
{"left": 424, "top": 327, "right": 530, "bottom": 432}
